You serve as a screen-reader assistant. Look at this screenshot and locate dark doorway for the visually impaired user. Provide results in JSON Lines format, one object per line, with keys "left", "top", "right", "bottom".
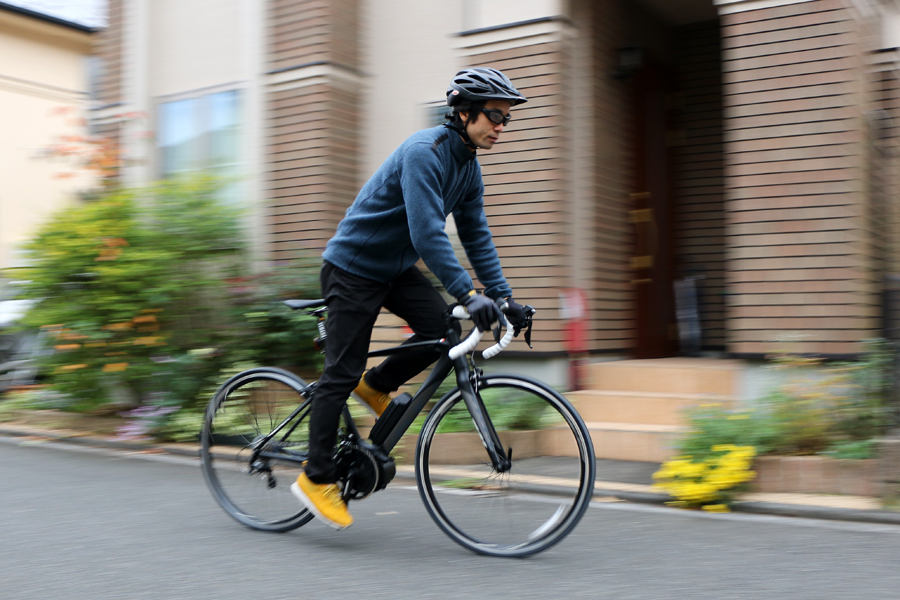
{"left": 630, "top": 58, "right": 677, "bottom": 359}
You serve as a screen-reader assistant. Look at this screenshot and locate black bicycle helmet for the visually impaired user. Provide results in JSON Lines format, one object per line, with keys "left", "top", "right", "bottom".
{"left": 446, "top": 67, "right": 527, "bottom": 108}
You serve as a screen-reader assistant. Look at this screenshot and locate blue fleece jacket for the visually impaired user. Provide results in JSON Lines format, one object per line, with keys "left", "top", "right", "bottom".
{"left": 322, "top": 125, "right": 512, "bottom": 301}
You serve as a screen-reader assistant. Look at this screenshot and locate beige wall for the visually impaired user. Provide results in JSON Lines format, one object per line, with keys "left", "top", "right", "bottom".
{"left": 360, "top": 0, "right": 568, "bottom": 180}
{"left": 0, "top": 10, "right": 95, "bottom": 269}
{"left": 360, "top": 0, "right": 463, "bottom": 179}
{"left": 148, "top": 0, "right": 244, "bottom": 98}
{"left": 463, "top": 0, "right": 566, "bottom": 30}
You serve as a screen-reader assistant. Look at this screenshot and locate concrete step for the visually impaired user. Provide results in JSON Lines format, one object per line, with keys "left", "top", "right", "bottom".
{"left": 584, "top": 358, "right": 742, "bottom": 395}
{"left": 586, "top": 422, "right": 684, "bottom": 463}
{"left": 568, "top": 390, "right": 733, "bottom": 426}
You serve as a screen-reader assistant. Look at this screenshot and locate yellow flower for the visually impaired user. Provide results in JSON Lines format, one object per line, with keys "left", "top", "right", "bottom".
{"left": 702, "top": 504, "right": 730, "bottom": 513}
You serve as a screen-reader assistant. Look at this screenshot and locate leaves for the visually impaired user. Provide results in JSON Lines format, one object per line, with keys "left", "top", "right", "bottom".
{"left": 16, "top": 176, "right": 320, "bottom": 414}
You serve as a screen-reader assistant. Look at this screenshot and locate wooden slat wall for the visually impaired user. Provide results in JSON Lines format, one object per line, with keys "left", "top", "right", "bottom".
{"left": 588, "top": 0, "right": 638, "bottom": 353}
{"left": 266, "top": 0, "right": 360, "bottom": 261}
{"left": 268, "top": 83, "right": 359, "bottom": 257}
{"left": 720, "top": 0, "right": 880, "bottom": 356}
{"left": 462, "top": 42, "right": 569, "bottom": 352}
{"left": 269, "top": 0, "right": 358, "bottom": 70}
{"left": 889, "top": 65, "right": 900, "bottom": 341}
{"left": 673, "top": 20, "right": 727, "bottom": 350}
{"left": 90, "top": 0, "right": 124, "bottom": 145}
{"left": 883, "top": 67, "right": 900, "bottom": 285}
{"left": 93, "top": 0, "right": 122, "bottom": 107}
{"left": 269, "top": 0, "right": 330, "bottom": 69}
{"left": 874, "top": 61, "right": 900, "bottom": 341}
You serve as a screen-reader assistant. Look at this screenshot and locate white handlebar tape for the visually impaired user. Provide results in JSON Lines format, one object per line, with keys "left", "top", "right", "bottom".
{"left": 448, "top": 306, "right": 513, "bottom": 360}
{"left": 448, "top": 328, "right": 482, "bottom": 360}
{"left": 482, "top": 321, "right": 514, "bottom": 359}
{"left": 451, "top": 305, "right": 471, "bottom": 320}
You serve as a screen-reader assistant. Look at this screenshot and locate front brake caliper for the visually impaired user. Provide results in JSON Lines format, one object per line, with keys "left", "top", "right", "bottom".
{"left": 469, "top": 367, "right": 483, "bottom": 394}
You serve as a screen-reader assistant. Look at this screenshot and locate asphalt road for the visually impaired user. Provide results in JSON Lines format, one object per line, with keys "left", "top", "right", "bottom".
{"left": 3, "top": 437, "right": 900, "bottom": 600}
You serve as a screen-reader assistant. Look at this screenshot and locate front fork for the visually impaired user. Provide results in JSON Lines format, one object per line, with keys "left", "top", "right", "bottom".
{"left": 452, "top": 355, "right": 511, "bottom": 473}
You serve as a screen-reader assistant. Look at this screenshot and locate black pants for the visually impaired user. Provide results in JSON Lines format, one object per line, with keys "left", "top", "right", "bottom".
{"left": 305, "top": 261, "right": 454, "bottom": 483}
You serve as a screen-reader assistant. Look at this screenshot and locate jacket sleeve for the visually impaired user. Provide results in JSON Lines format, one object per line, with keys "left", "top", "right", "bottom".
{"left": 452, "top": 174, "right": 512, "bottom": 301}
{"left": 400, "top": 142, "right": 475, "bottom": 299}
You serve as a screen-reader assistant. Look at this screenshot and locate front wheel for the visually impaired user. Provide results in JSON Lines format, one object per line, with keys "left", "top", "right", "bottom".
{"left": 415, "top": 374, "right": 595, "bottom": 557}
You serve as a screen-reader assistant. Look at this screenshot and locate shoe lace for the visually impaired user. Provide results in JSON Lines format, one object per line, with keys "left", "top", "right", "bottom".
{"left": 323, "top": 484, "right": 345, "bottom": 508}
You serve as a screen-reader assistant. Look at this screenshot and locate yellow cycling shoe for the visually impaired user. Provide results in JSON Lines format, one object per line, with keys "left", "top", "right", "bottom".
{"left": 291, "top": 472, "right": 353, "bottom": 530}
{"left": 353, "top": 372, "right": 391, "bottom": 418}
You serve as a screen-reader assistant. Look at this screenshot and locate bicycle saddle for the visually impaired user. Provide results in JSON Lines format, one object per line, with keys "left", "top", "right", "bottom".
{"left": 284, "top": 299, "right": 326, "bottom": 310}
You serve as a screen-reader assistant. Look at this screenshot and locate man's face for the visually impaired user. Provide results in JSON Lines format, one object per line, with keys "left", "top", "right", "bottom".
{"left": 463, "top": 100, "right": 513, "bottom": 151}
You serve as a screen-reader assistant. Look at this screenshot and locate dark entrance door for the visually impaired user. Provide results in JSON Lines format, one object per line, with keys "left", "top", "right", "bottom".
{"left": 630, "top": 60, "right": 677, "bottom": 359}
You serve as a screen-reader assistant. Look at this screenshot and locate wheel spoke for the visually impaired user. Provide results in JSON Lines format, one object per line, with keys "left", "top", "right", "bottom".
{"left": 201, "top": 368, "right": 319, "bottom": 533}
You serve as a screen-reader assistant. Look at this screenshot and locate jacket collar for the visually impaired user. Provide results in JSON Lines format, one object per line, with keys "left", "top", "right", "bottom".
{"left": 442, "top": 124, "right": 477, "bottom": 164}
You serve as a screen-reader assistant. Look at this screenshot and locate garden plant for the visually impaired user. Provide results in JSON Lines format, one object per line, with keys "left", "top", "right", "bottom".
{"left": 9, "top": 176, "right": 321, "bottom": 440}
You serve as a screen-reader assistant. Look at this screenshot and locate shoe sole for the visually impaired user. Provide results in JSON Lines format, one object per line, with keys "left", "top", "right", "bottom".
{"left": 290, "top": 482, "right": 352, "bottom": 530}
{"left": 351, "top": 392, "right": 387, "bottom": 419}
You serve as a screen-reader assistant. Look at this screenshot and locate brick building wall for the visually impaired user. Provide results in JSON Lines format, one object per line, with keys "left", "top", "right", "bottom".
{"left": 587, "top": 0, "right": 638, "bottom": 353}
{"left": 93, "top": 0, "right": 122, "bottom": 107}
{"left": 720, "top": 0, "right": 882, "bottom": 356}
{"left": 459, "top": 36, "right": 569, "bottom": 352}
{"left": 674, "top": 20, "right": 727, "bottom": 350}
{"left": 90, "top": 0, "right": 124, "bottom": 152}
{"left": 266, "top": 0, "right": 360, "bottom": 261}
{"left": 873, "top": 52, "right": 900, "bottom": 340}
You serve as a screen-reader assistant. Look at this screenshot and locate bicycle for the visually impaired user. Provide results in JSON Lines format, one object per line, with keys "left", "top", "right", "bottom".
{"left": 200, "top": 300, "right": 596, "bottom": 557}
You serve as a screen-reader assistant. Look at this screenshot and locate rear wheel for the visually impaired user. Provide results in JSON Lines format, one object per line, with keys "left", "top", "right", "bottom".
{"left": 201, "top": 367, "right": 315, "bottom": 532}
{"left": 415, "top": 374, "right": 595, "bottom": 557}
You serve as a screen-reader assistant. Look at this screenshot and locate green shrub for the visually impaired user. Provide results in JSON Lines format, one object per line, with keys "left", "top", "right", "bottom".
{"left": 670, "top": 341, "right": 896, "bottom": 467}
{"left": 16, "top": 176, "right": 321, "bottom": 417}
{"left": 675, "top": 403, "right": 776, "bottom": 461}
{"left": 764, "top": 341, "right": 894, "bottom": 456}
{"left": 224, "top": 261, "right": 322, "bottom": 369}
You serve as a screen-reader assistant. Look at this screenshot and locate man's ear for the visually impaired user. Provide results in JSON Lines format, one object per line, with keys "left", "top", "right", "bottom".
{"left": 458, "top": 111, "right": 469, "bottom": 126}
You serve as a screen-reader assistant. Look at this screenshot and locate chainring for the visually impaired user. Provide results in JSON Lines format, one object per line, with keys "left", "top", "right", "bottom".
{"left": 336, "top": 444, "right": 380, "bottom": 501}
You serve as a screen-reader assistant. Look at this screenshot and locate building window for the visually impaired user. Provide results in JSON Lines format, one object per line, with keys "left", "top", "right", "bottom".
{"left": 157, "top": 90, "right": 241, "bottom": 200}
{"left": 85, "top": 56, "right": 105, "bottom": 104}
{"left": 425, "top": 101, "right": 448, "bottom": 128}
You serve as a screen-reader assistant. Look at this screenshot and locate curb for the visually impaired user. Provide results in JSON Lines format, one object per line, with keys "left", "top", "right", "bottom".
{"left": 3, "top": 424, "right": 900, "bottom": 526}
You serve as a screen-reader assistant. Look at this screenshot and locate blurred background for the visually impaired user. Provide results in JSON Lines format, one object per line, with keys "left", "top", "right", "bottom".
{"left": 1, "top": 0, "right": 900, "bottom": 464}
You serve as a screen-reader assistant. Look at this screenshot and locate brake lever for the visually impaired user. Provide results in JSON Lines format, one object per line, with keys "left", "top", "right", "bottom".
{"left": 523, "top": 305, "right": 536, "bottom": 349}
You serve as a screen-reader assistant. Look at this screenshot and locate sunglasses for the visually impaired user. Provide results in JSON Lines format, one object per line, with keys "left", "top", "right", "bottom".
{"left": 481, "top": 108, "right": 512, "bottom": 126}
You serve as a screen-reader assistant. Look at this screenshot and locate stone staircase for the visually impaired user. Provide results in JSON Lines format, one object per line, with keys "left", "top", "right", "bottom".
{"left": 566, "top": 358, "right": 743, "bottom": 462}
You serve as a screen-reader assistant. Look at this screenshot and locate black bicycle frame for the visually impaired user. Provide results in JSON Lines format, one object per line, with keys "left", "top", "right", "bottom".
{"left": 252, "top": 320, "right": 511, "bottom": 472}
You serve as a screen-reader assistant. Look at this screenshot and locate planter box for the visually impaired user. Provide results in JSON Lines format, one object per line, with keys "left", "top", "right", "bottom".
{"left": 6, "top": 409, "right": 122, "bottom": 436}
{"left": 753, "top": 455, "right": 879, "bottom": 497}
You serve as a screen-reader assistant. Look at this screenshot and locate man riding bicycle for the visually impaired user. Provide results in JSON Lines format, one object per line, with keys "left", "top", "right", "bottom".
{"left": 291, "top": 67, "right": 531, "bottom": 529}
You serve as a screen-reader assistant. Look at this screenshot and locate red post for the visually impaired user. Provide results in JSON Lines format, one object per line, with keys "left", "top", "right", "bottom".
{"left": 561, "top": 289, "right": 588, "bottom": 391}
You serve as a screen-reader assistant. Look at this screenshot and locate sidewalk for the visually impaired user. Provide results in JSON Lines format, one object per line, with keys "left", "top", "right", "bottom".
{"left": 2, "top": 420, "right": 899, "bottom": 526}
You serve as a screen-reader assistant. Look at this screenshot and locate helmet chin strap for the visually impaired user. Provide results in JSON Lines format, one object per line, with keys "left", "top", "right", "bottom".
{"left": 443, "top": 122, "right": 478, "bottom": 152}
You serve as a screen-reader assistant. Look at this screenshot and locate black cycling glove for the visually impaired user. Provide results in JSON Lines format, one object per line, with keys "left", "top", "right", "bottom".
{"left": 462, "top": 292, "right": 503, "bottom": 333}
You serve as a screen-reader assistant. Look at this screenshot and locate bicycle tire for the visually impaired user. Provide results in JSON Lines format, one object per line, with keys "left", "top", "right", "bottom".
{"left": 415, "top": 374, "right": 595, "bottom": 557}
{"left": 201, "top": 367, "right": 316, "bottom": 532}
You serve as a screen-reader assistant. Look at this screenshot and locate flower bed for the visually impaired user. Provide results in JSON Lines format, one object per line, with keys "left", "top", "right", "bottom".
{"left": 752, "top": 455, "right": 879, "bottom": 497}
